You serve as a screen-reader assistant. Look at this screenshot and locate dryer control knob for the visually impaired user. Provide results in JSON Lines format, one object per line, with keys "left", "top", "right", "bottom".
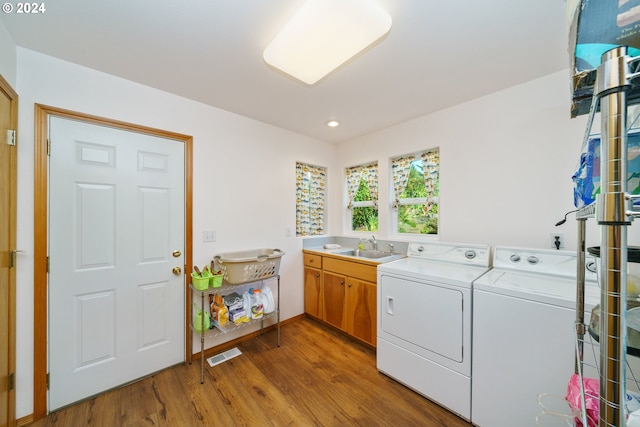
{"left": 464, "top": 250, "right": 476, "bottom": 259}
{"left": 510, "top": 254, "right": 521, "bottom": 263}
{"left": 527, "top": 256, "right": 540, "bottom": 265}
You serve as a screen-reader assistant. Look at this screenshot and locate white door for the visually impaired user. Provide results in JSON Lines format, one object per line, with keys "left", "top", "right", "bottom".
{"left": 48, "top": 117, "right": 185, "bottom": 410}
{"left": 379, "top": 274, "right": 464, "bottom": 362}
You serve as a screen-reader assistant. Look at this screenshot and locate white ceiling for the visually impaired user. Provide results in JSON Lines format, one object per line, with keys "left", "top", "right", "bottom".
{"left": 0, "top": 0, "right": 571, "bottom": 143}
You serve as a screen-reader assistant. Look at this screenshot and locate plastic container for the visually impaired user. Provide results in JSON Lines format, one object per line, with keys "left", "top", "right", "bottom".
{"left": 262, "top": 285, "right": 275, "bottom": 314}
{"left": 243, "top": 291, "right": 252, "bottom": 316}
{"left": 193, "top": 303, "right": 210, "bottom": 333}
{"left": 210, "top": 274, "right": 223, "bottom": 288}
{"left": 191, "top": 273, "right": 210, "bottom": 291}
{"left": 250, "top": 289, "right": 264, "bottom": 319}
{"left": 213, "top": 248, "right": 284, "bottom": 285}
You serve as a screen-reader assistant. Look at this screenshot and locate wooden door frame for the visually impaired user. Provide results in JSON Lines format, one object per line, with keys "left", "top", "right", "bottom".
{"left": 33, "top": 104, "right": 193, "bottom": 420}
{"left": 1, "top": 74, "right": 18, "bottom": 427}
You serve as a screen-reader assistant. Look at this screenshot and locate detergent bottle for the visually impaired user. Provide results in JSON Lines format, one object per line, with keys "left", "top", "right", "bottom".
{"left": 250, "top": 289, "right": 264, "bottom": 319}
{"left": 262, "top": 286, "right": 275, "bottom": 313}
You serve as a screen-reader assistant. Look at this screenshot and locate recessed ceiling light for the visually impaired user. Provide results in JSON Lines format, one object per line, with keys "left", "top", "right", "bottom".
{"left": 263, "top": 0, "right": 392, "bottom": 85}
{"left": 326, "top": 120, "right": 340, "bottom": 128}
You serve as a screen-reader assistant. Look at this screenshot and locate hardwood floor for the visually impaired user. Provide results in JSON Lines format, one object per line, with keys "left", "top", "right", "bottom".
{"left": 27, "top": 317, "right": 472, "bottom": 427}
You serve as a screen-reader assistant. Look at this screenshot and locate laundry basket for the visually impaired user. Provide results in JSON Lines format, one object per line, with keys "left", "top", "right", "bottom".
{"left": 213, "top": 248, "right": 284, "bottom": 285}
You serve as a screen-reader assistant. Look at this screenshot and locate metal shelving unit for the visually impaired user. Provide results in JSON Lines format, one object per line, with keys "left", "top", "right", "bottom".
{"left": 189, "top": 249, "right": 284, "bottom": 384}
{"left": 189, "top": 276, "right": 280, "bottom": 384}
{"left": 573, "top": 46, "right": 640, "bottom": 426}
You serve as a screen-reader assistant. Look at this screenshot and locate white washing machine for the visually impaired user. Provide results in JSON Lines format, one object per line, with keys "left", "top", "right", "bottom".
{"left": 471, "top": 246, "right": 599, "bottom": 427}
{"left": 377, "top": 241, "right": 491, "bottom": 421}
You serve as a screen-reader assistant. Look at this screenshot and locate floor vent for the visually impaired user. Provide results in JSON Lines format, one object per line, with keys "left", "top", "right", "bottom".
{"left": 207, "top": 347, "right": 242, "bottom": 367}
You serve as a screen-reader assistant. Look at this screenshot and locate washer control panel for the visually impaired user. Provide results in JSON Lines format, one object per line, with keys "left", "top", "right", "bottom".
{"left": 494, "top": 246, "right": 597, "bottom": 280}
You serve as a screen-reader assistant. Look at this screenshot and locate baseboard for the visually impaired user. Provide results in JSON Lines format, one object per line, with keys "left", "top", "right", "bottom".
{"left": 17, "top": 414, "right": 34, "bottom": 427}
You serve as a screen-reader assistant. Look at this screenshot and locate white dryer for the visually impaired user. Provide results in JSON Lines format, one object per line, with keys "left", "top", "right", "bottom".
{"left": 377, "top": 241, "right": 491, "bottom": 421}
{"left": 471, "top": 246, "right": 599, "bottom": 427}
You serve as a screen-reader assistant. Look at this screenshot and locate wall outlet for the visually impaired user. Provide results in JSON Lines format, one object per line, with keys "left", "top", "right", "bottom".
{"left": 551, "top": 233, "right": 564, "bottom": 250}
{"left": 203, "top": 230, "right": 216, "bottom": 242}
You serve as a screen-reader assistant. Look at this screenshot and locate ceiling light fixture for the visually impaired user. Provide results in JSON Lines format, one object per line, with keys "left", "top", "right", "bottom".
{"left": 263, "top": 0, "right": 392, "bottom": 85}
{"left": 326, "top": 120, "right": 340, "bottom": 128}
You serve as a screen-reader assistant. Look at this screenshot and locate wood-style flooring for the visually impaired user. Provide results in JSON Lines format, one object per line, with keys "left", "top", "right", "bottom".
{"left": 27, "top": 316, "right": 472, "bottom": 427}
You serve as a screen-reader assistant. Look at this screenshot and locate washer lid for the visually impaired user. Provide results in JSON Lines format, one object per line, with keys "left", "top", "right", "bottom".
{"left": 474, "top": 268, "right": 599, "bottom": 309}
{"left": 378, "top": 257, "right": 490, "bottom": 287}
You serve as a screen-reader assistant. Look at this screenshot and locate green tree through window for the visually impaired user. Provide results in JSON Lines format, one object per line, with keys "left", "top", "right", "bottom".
{"left": 352, "top": 179, "right": 378, "bottom": 232}
{"left": 396, "top": 157, "right": 439, "bottom": 234}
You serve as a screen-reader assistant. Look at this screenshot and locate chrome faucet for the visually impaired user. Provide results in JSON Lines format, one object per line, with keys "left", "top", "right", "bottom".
{"left": 367, "top": 235, "right": 377, "bottom": 250}
{"left": 388, "top": 243, "right": 394, "bottom": 253}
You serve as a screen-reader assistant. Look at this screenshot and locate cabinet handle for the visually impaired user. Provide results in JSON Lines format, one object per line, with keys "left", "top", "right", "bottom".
{"left": 348, "top": 283, "right": 352, "bottom": 287}
{"left": 340, "top": 280, "right": 344, "bottom": 285}
{"left": 315, "top": 273, "right": 320, "bottom": 278}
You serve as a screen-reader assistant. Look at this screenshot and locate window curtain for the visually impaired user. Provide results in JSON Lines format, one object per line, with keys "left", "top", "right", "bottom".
{"left": 364, "top": 163, "right": 379, "bottom": 208}
{"left": 345, "top": 166, "right": 362, "bottom": 209}
{"left": 391, "top": 156, "right": 414, "bottom": 209}
{"left": 346, "top": 162, "right": 378, "bottom": 209}
{"left": 296, "top": 162, "right": 326, "bottom": 236}
{"left": 421, "top": 150, "right": 439, "bottom": 212}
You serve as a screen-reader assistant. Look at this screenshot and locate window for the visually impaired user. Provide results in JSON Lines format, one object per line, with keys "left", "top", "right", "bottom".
{"left": 391, "top": 149, "right": 439, "bottom": 235}
{"left": 296, "top": 162, "right": 326, "bottom": 236}
{"left": 346, "top": 162, "right": 378, "bottom": 232}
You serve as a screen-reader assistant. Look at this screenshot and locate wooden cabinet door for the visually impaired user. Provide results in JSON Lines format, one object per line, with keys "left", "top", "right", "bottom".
{"left": 304, "top": 267, "right": 323, "bottom": 319}
{"left": 347, "top": 278, "right": 377, "bottom": 346}
{"left": 323, "top": 271, "right": 347, "bottom": 331}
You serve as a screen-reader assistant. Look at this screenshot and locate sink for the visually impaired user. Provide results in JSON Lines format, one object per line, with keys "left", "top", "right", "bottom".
{"left": 333, "top": 249, "right": 394, "bottom": 259}
{"left": 333, "top": 249, "right": 357, "bottom": 256}
{"left": 357, "top": 250, "right": 394, "bottom": 259}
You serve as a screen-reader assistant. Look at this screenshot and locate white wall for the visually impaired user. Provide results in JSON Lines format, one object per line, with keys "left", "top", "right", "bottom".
{"left": 0, "top": 20, "right": 16, "bottom": 87}
{"left": 337, "top": 70, "right": 640, "bottom": 251}
{"left": 14, "top": 47, "right": 338, "bottom": 418}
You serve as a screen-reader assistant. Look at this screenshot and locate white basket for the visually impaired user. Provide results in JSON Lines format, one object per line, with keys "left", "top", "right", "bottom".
{"left": 213, "top": 248, "right": 284, "bottom": 285}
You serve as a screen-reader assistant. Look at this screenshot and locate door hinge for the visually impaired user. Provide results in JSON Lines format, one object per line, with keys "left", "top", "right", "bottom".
{"left": 46, "top": 372, "right": 50, "bottom": 390}
{"left": 47, "top": 138, "right": 51, "bottom": 156}
{"left": 6, "top": 129, "right": 16, "bottom": 146}
{"left": 8, "top": 372, "right": 14, "bottom": 391}
{"left": 9, "top": 250, "right": 25, "bottom": 268}
{"left": 46, "top": 256, "right": 50, "bottom": 273}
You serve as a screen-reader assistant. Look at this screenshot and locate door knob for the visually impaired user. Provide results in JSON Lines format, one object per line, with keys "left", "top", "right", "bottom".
{"left": 172, "top": 266, "right": 182, "bottom": 276}
{"left": 172, "top": 250, "right": 181, "bottom": 258}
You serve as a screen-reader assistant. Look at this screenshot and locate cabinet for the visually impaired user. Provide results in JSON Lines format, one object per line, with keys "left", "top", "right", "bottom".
{"left": 346, "top": 277, "right": 377, "bottom": 346}
{"left": 303, "top": 253, "right": 323, "bottom": 319}
{"left": 323, "top": 271, "right": 347, "bottom": 330}
{"left": 190, "top": 276, "right": 280, "bottom": 384}
{"left": 303, "top": 251, "right": 377, "bottom": 346}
